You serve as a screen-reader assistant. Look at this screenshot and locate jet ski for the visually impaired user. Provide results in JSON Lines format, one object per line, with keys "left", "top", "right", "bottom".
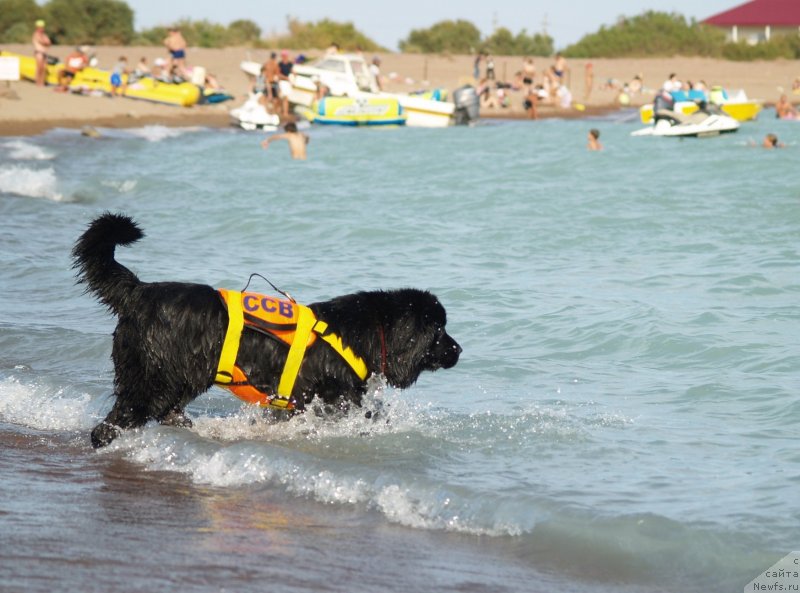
{"left": 631, "top": 104, "right": 740, "bottom": 138}
{"left": 229, "top": 94, "right": 281, "bottom": 131}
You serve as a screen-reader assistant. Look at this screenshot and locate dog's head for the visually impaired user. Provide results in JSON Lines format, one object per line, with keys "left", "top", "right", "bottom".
{"left": 382, "top": 289, "right": 461, "bottom": 388}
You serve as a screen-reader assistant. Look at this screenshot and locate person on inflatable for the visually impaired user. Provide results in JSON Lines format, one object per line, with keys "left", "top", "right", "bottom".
{"left": 57, "top": 46, "right": 89, "bottom": 92}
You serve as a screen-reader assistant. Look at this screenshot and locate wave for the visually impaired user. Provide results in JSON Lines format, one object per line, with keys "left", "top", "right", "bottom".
{"left": 0, "top": 376, "right": 98, "bottom": 432}
{"left": 0, "top": 371, "right": 779, "bottom": 592}
{"left": 100, "top": 179, "right": 138, "bottom": 193}
{"left": 124, "top": 125, "right": 202, "bottom": 142}
{"left": 1, "top": 139, "right": 55, "bottom": 161}
{"left": 0, "top": 165, "right": 63, "bottom": 201}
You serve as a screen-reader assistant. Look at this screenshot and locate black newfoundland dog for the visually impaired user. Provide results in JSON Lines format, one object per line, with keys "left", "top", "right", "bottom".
{"left": 73, "top": 213, "right": 461, "bottom": 448}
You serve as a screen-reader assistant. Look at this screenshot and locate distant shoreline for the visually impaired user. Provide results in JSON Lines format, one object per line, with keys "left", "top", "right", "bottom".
{"left": 0, "top": 104, "right": 630, "bottom": 137}
{"left": 0, "top": 43, "right": 795, "bottom": 137}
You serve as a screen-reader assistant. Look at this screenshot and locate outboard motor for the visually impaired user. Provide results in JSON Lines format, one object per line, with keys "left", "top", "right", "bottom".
{"left": 453, "top": 85, "right": 480, "bottom": 125}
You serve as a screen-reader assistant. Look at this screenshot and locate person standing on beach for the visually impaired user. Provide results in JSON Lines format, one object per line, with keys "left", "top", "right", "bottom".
{"left": 277, "top": 50, "right": 293, "bottom": 116}
{"left": 370, "top": 56, "right": 383, "bottom": 91}
{"left": 775, "top": 94, "right": 797, "bottom": 119}
{"left": 553, "top": 53, "right": 569, "bottom": 87}
{"left": 261, "top": 52, "right": 280, "bottom": 112}
{"left": 522, "top": 58, "right": 536, "bottom": 91}
{"left": 523, "top": 87, "right": 538, "bottom": 119}
{"left": 110, "top": 56, "right": 128, "bottom": 96}
{"left": 584, "top": 62, "right": 593, "bottom": 101}
{"left": 485, "top": 54, "right": 495, "bottom": 81}
{"left": 164, "top": 27, "right": 187, "bottom": 74}
{"left": 32, "top": 20, "right": 51, "bottom": 86}
{"left": 261, "top": 122, "right": 309, "bottom": 160}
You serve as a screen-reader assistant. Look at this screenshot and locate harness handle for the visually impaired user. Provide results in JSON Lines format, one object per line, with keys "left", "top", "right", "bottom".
{"left": 242, "top": 273, "right": 295, "bottom": 303}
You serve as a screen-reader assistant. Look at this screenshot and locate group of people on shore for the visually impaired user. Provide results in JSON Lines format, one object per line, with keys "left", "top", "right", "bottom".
{"left": 29, "top": 20, "right": 214, "bottom": 95}
{"left": 253, "top": 50, "right": 296, "bottom": 117}
{"left": 474, "top": 53, "right": 574, "bottom": 118}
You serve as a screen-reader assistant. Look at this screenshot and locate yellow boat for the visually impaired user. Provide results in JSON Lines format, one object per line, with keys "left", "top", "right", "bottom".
{"left": 310, "top": 96, "right": 406, "bottom": 126}
{"left": 1, "top": 51, "right": 200, "bottom": 107}
{"left": 640, "top": 99, "right": 762, "bottom": 124}
{"left": 71, "top": 66, "right": 200, "bottom": 107}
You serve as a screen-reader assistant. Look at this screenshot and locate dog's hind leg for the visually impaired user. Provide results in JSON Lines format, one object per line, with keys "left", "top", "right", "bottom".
{"left": 159, "top": 407, "right": 193, "bottom": 428}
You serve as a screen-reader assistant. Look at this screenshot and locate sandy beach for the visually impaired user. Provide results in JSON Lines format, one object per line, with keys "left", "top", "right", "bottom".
{"left": 1, "top": 42, "right": 798, "bottom": 135}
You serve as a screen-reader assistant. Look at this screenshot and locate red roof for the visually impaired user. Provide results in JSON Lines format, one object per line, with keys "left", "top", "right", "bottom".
{"left": 704, "top": 0, "right": 800, "bottom": 26}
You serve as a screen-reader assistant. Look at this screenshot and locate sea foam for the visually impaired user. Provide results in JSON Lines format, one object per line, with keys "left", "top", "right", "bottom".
{"left": 0, "top": 165, "right": 63, "bottom": 201}
{"left": 2, "top": 139, "right": 55, "bottom": 161}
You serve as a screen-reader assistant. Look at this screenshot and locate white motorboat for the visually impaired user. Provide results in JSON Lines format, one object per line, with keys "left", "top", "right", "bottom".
{"left": 229, "top": 94, "right": 281, "bottom": 131}
{"left": 240, "top": 55, "right": 478, "bottom": 127}
{"left": 631, "top": 108, "right": 740, "bottom": 138}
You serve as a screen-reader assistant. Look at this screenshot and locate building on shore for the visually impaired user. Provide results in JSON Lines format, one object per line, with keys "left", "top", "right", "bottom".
{"left": 703, "top": 0, "right": 800, "bottom": 44}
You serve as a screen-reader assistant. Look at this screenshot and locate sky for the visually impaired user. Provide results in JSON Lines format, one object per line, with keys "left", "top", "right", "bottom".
{"left": 126, "top": 0, "right": 740, "bottom": 50}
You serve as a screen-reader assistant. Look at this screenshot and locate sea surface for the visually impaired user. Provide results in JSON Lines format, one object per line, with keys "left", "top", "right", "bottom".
{"left": 0, "top": 112, "right": 798, "bottom": 593}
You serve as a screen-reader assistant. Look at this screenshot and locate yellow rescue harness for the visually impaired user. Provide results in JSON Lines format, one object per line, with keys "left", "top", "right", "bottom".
{"left": 214, "top": 289, "right": 368, "bottom": 410}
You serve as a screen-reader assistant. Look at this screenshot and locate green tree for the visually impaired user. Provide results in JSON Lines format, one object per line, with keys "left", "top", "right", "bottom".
{"left": 399, "top": 19, "right": 482, "bottom": 54}
{"left": 0, "top": 0, "right": 44, "bottom": 43}
{"left": 263, "top": 17, "right": 384, "bottom": 51}
{"left": 227, "top": 19, "right": 261, "bottom": 45}
{"left": 483, "top": 27, "right": 554, "bottom": 56}
{"left": 512, "top": 29, "right": 554, "bottom": 56}
{"left": 44, "top": 0, "right": 134, "bottom": 45}
{"left": 562, "top": 11, "right": 725, "bottom": 58}
{"left": 171, "top": 18, "right": 229, "bottom": 48}
{"left": 722, "top": 33, "right": 800, "bottom": 60}
{"left": 131, "top": 25, "right": 166, "bottom": 46}
{"left": 484, "top": 27, "right": 515, "bottom": 55}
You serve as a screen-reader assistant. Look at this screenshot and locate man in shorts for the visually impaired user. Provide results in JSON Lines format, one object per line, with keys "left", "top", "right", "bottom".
{"left": 32, "top": 20, "right": 51, "bottom": 86}
{"left": 164, "top": 27, "right": 187, "bottom": 74}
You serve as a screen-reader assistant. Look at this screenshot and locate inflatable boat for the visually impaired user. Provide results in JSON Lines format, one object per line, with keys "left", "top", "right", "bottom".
{"left": 310, "top": 96, "right": 405, "bottom": 126}
{"left": 1, "top": 51, "right": 200, "bottom": 107}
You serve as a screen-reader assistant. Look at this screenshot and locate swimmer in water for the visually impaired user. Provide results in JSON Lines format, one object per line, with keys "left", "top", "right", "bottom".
{"left": 762, "top": 133, "right": 785, "bottom": 149}
{"left": 261, "top": 122, "right": 309, "bottom": 160}
{"left": 587, "top": 128, "right": 602, "bottom": 151}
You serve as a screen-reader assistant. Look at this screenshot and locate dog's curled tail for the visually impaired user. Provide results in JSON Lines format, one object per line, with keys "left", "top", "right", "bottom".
{"left": 72, "top": 212, "right": 143, "bottom": 314}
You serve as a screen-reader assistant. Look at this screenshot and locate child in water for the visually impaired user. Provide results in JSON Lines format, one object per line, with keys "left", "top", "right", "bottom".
{"left": 587, "top": 128, "right": 602, "bottom": 151}
{"left": 261, "top": 122, "right": 309, "bottom": 160}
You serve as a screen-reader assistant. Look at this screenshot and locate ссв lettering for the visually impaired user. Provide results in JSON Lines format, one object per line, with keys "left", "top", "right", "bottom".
{"left": 243, "top": 294, "right": 294, "bottom": 318}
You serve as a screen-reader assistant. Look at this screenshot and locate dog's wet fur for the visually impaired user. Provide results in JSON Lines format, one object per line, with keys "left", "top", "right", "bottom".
{"left": 73, "top": 213, "right": 461, "bottom": 448}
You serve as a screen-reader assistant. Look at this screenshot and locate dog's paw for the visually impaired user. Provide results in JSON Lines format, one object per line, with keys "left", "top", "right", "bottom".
{"left": 160, "top": 409, "right": 193, "bottom": 428}
{"left": 91, "top": 422, "right": 120, "bottom": 448}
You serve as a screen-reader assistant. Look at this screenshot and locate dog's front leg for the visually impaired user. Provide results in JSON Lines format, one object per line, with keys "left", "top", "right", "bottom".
{"left": 90, "top": 396, "right": 147, "bottom": 448}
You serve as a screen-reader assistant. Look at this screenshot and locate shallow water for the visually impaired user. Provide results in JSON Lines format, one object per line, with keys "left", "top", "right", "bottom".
{"left": 1, "top": 114, "right": 798, "bottom": 592}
